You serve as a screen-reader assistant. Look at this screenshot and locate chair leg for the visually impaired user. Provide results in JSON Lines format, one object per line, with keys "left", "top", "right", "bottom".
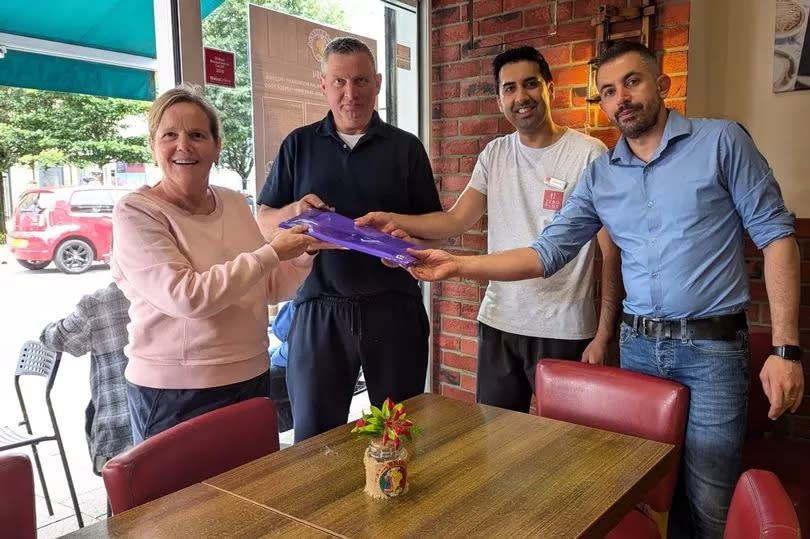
{"left": 30, "top": 442, "right": 54, "bottom": 516}
{"left": 53, "top": 435, "right": 84, "bottom": 528}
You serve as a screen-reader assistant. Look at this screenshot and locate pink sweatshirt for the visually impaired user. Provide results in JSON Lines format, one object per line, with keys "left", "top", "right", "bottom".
{"left": 111, "top": 185, "right": 312, "bottom": 389}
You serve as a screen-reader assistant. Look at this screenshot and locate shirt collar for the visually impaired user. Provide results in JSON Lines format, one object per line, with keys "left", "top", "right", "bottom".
{"left": 610, "top": 109, "right": 692, "bottom": 165}
{"left": 315, "top": 110, "right": 389, "bottom": 140}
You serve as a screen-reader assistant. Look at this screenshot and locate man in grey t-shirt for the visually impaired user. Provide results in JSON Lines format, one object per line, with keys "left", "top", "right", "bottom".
{"left": 357, "top": 47, "right": 621, "bottom": 412}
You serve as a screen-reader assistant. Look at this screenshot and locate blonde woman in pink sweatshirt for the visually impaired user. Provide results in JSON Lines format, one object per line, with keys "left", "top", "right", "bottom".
{"left": 112, "top": 86, "right": 328, "bottom": 444}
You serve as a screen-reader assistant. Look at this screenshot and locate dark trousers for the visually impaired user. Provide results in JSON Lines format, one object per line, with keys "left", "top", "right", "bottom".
{"left": 287, "top": 294, "right": 429, "bottom": 442}
{"left": 476, "top": 322, "right": 590, "bottom": 412}
{"left": 268, "top": 365, "right": 293, "bottom": 432}
{"left": 127, "top": 370, "right": 271, "bottom": 445}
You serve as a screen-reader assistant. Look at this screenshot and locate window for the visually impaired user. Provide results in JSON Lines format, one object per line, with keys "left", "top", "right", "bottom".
{"left": 16, "top": 192, "right": 56, "bottom": 213}
{"left": 69, "top": 190, "right": 115, "bottom": 213}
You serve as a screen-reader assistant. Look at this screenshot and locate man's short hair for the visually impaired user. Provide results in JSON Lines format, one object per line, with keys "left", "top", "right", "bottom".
{"left": 596, "top": 41, "right": 660, "bottom": 77}
{"left": 492, "top": 46, "right": 553, "bottom": 90}
{"left": 321, "top": 37, "right": 376, "bottom": 73}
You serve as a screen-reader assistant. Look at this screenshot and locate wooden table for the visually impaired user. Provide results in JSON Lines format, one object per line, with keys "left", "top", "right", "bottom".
{"left": 66, "top": 393, "right": 675, "bottom": 538}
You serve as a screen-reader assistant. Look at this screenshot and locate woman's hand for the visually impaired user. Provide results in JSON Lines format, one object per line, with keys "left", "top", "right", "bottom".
{"left": 270, "top": 225, "right": 321, "bottom": 261}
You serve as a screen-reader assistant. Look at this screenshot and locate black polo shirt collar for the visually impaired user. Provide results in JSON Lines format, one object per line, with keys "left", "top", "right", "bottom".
{"left": 314, "top": 110, "right": 391, "bottom": 143}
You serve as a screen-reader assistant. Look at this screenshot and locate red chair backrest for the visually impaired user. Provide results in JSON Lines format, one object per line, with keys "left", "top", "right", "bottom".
{"left": 724, "top": 469, "right": 801, "bottom": 538}
{"left": 0, "top": 453, "right": 36, "bottom": 539}
{"left": 534, "top": 359, "right": 689, "bottom": 513}
{"left": 103, "top": 397, "right": 279, "bottom": 514}
{"left": 746, "top": 331, "right": 772, "bottom": 440}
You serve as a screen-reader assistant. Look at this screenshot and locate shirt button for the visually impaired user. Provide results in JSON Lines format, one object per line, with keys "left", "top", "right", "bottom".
{"left": 652, "top": 272, "right": 658, "bottom": 278}
{"left": 343, "top": 144, "right": 348, "bottom": 149}
{"left": 650, "top": 239, "right": 656, "bottom": 245}
{"left": 647, "top": 201, "right": 654, "bottom": 207}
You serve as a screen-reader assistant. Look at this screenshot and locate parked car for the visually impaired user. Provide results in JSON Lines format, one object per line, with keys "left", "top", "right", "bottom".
{"left": 7, "top": 186, "right": 132, "bottom": 274}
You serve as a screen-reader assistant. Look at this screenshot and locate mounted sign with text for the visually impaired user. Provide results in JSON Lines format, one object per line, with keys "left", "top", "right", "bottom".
{"left": 204, "top": 47, "right": 236, "bottom": 88}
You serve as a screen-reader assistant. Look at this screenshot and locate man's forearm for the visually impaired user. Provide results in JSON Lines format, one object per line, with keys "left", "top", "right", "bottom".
{"left": 457, "top": 248, "right": 544, "bottom": 281}
{"left": 393, "top": 211, "right": 471, "bottom": 241}
{"left": 763, "top": 236, "right": 800, "bottom": 345}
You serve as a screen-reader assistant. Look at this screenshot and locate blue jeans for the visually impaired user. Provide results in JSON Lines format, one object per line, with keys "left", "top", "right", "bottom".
{"left": 619, "top": 322, "right": 750, "bottom": 539}
{"left": 127, "top": 370, "right": 271, "bottom": 445}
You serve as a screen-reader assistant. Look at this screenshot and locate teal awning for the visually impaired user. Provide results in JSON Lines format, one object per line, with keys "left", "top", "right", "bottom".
{"left": 0, "top": 0, "right": 224, "bottom": 101}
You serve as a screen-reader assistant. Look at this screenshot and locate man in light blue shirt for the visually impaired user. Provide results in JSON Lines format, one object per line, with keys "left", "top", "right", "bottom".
{"left": 408, "top": 42, "right": 803, "bottom": 538}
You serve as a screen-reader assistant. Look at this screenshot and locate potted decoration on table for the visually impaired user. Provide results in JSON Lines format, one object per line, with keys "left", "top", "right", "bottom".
{"left": 351, "top": 397, "right": 421, "bottom": 499}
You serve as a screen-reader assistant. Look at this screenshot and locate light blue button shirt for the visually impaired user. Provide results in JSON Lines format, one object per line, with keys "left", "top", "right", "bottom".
{"left": 531, "top": 110, "right": 794, "bottom": 319}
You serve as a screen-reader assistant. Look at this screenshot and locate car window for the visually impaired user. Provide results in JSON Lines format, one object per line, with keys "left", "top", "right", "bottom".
{"left": 70, "top": 190, "right": 115, "bottom": 213}
{"left": 16, "top": 192, "right": 56, "bottom": 213}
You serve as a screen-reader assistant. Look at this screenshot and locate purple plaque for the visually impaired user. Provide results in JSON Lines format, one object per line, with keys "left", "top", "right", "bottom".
{"left": 279, "top": 209, "right": 418, "bottom": 266}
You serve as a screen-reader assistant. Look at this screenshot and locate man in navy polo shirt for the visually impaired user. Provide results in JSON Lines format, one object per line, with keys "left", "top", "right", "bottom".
{"left": 257, "top": 37, "right": 440, "bottom": 442}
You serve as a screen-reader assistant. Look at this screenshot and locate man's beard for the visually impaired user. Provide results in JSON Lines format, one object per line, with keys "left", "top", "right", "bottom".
{"left": 614, "top": 99, "right": 661, "bottom": 139}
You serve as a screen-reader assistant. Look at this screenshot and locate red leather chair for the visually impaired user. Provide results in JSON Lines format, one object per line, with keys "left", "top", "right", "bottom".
{"left": 103, "top": 397, "right": 279, "bottom": 514}
{"left": 535, "top": 359, "right": 689, "bottom": 538}
{"left": 744, "top": 331, "right": 809, "bottom": 534}
{"left": 0, "top": 453, "right": 36, "bottom": 539}
{"left": 724, "top": 469, "right": 801, "bottom": 538}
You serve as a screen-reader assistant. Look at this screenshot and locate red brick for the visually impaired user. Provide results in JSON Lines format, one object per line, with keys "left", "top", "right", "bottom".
{"left": 557, "top": 1, "right": 574, "bottom": 22}
{"left": 433, "top": 45, "right": 461, "bottom": 65}
{"left": 433, "top": 6, "right": 460, "bottom": 27}
{"left": 442, "top": 174, "right": 472, "bottom": 192}
{"left": 441, "top": 139, "right": 479, "bottom": 156}
{"left": 480, "top": 99, "right": 502, "bottom": 115}
{"left": 441, "top": 316, "right": 478, "bottom": 336}
{"left": 668, "top": 75, "right": 688, "bottom": 98}
{"left": 572, "top": 42, "right": 595, "bottom": 63}
{"left": 552, "top": 64, "right": 589, "bottom": 85}
{"left": 656, "top": 27, "right": 690, "bottom": 50}
{"left": 803, "top": 262, "right": 810, "bottom": 281}
{"left": 440, "top": 194, "right": 459, "bottom": 210}
{"left": 572, "top": 86, "right": 590, "bottom": 107}
{"left": 460, "top": 116, "right": 500, "bottom": 135}
{"left": 460, "top": 373, "right": 477, "bottom": 392}
{"left": 573, "top": 0, "right": 624, "bottom": 19}
{"left": 433, "top": 0, "right": 464, "bottom": 7}
{"left": 750, "top": 281, "right": 769, "bottom": 302}
{"left": 589, "top": 128, "right": 619, "bottom": 148}
{"left": 552, "top": 88, "right": 572, "bottom": 108}
{"left": 539, "top": 45, "right": 572, "bottom": 66}
{"left": 658, "top": 2, "right": 690, "bottom": 27}
{"left": 590, "top": 107, "right": 612, "bottom": 127}
{"left": 439, "top": 368, "right": 461, "bottom": 386}
{"left": 552, "top": 107, "right": 587, "bottom": 128}
{"left": 503, "top": 0, "right": 537, "bottom": 11}
{"left": 436, "top": 333, "right": 460, "bottom": 350}
{"left": 441, "top": 385, "right": 475, "bottom": 402}
{"left": 432, "top": 120, "right": 458, "bottom": 138}
{"left": 461, "top": 78, "right": 497, "bottom": 97}
{"left": 441, "top": 282, "right": 478, "bottom": 301}
{"left": 461, "top": 303, "right": 480, "bottom": 319}
{"left": 433, "top": 82, "right": 461, "bottom": 100}
{"left": 437, "top": 23, "right": 471, "bottom": 45}
{"left": 436, "top": 299, "right": 462, "bottom": 316}
{"left": 441, "top": 350, "right": 477, "bottom": 371}
{"left": 795, "top": 218, "right": 810, "bottom": 237}
{"left": 462, "top": 233, "right": 487, "bottom": 250}
{"left": 525, "top": 5, "right": 553, "bottom": 28}
{"left": 473, "top": 0, "right": 503, "bottom": 18}
{"left": 661, "top": 51, "right": 688, "bottom": 74}
{"left": 665, "top": 97, "right": 686, "bottom": 115}
{"left": 432, "top": 158, "right": 460, "bottom": 174}
{"left": 747, "top": 304, "right": 760, "bottom": 323}
{"left": 553, "top": 20, "right": 593, "bottom": 42}
{"left": 460, "top": 156, "right": 478, "bottom": 173}
{"left": 460, "top": 337, "right": 479, "bottom": 356}
{"left": 436, "top": 60, "right": 483, "bottom": 81}
{"left": 437, "top": 100, "right": 479, "bottom": 118}
{"left": 479, "top": 12, "right": 523, "bottom": 36}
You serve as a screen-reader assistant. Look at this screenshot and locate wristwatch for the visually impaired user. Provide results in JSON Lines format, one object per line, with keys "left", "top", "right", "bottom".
{"left": 772, "top": 345, "right": 802, "bottom": 363}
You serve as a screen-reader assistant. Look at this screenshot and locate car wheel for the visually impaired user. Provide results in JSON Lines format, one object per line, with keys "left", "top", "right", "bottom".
{"left": 54, "top": 238, "right": 95, "bottom": 274}
{"left": 16, "top": 259, "right": 51, "bottom": 270}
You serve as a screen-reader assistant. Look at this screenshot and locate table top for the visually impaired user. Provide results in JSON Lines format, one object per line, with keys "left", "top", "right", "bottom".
{"left": 206, "top": 393, "right": 675, "bottom": 538}
{"left": 62, "top": 483, "right": 331, "bottom": 538}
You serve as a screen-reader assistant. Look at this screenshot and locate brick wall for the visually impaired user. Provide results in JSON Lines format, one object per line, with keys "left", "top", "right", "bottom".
{"left": 429, "top": 0, "right": 692, "bottom": 402}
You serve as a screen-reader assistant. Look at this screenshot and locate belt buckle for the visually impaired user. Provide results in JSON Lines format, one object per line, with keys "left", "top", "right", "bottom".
{"left": 642, "top": 317, "right": 665, "bottom": 338}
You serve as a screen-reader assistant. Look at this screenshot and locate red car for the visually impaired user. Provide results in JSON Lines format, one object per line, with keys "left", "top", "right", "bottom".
{"left": 8, "top": 186, "right": 132, "bottom": 274}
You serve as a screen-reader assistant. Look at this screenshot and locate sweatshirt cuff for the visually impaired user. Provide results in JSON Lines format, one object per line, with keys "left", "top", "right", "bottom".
{"left": 253, "top": 243, "right": 281, "bottom": 271}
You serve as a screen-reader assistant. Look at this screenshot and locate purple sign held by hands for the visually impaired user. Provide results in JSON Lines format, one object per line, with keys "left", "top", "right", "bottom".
{"left": 279, "top": 209, "right": 418, "bottom": 266}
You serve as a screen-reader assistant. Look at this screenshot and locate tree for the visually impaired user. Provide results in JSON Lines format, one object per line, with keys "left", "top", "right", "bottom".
{"left": 202, "top": 0, "right": 348, "bottom": 190}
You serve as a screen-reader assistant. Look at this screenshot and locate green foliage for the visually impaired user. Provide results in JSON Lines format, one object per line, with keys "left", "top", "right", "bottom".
{"left": 351, "top": 398, "right": 421, "bottom": 449}
{"left": 0, "top": 86, "right": 150, "bottom": 170}
{"left": 0, "top": 232, "right": 6, "bottom": 245}
{"left": 202, "top": 0, "right": 348, "bottom": 188}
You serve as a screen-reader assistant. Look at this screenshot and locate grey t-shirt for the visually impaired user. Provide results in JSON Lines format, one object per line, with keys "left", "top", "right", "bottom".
{"left": 465, "top": 128, "right": 607, "bottom": 339}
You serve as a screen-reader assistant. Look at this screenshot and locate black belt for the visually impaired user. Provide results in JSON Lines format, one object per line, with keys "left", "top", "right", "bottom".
{"left": 622, "top": 312, "right": 747, "bottom": 340}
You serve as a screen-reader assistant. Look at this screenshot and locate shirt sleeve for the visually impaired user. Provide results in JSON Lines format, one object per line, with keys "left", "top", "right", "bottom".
{"left": 40, "top": 296, "right": 94, "bottom": 357}
{"left": 530, "top": 164, "right": 604, "bottom": 277}
{"left": 113, "top": 195, "right": 281, "bottom": 320}
{"left": 720, "top": 122, "right": 795, "bottom": 249}
{"left": 258, "top": 135, "right": 296, "bottom": 208}
{"left": 465, "top": 144, "right": 490, "bottom": 196}
{"left": 407, "top": 138, "right": 442, "bottom": 214}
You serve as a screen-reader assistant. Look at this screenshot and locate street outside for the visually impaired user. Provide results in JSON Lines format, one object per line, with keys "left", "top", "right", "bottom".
{"left": 0, "top": 244, "right": 111, "bottom": 537}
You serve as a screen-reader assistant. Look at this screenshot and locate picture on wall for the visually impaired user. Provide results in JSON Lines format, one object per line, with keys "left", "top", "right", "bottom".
{"left": 774, "top": 0, "right": 810, "bottom": 92}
